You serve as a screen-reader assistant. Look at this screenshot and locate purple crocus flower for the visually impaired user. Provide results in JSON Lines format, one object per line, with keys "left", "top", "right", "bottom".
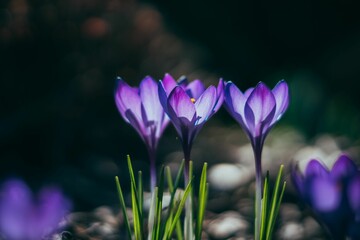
{"left": 348, "top": 173, "right": 360, "bottom": 239}
{"left": 0, "top": 179, "right": 71, "bottom": 240}
{"left": 158, "top": 74, "right": 224, "bottom": 182}
{"left": 225, "top": 80, "right": 289, "bottom": 157}
{"left": 115, "top": 76, "right": 170, "bottom": 190}
{"left": 292, "top": 155, "right": 360, "bottom": 239}
{"left": 224, "top": 80, "right": 289, "bottom": 238}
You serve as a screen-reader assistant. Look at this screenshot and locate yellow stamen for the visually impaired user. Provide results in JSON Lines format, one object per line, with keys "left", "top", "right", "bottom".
{"left": 190, "top": 98, "right": 196, "bottom": 103}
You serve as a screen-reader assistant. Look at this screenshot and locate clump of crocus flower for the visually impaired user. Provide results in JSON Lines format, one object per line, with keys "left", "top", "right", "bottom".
{"left": 158, "top": 73, "right": 224, "bottom": 240}
{"left": 158, "top": 73, "right": 224, "bottom": 182}
{"left": 292, "top": 154, "right": 360, "bottom": 239}
{"left": 0, "top": 179, "right": 71, "bottom": 240}
{"left": 115, "top": 74, "right": 289, "bottom": 239}
{"left": 224, "top": 80, "right": 289, "bottom": 238}
{"left": 115, "top": 76, "right": 171, "bottom": 190}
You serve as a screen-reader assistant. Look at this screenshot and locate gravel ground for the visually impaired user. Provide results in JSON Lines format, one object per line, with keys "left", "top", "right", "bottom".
{"left": 49, "top": 126, "right": 359, "bottom": 240}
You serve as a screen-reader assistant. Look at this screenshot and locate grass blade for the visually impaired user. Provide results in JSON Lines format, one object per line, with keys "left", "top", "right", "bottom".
{"left": 166, "top": 166, "right": 174, "bottom": 193}
{"left": 131, "top": 184, "right": 142, "bottom": 240}
{"left": 266, "top": 165, "right": 285, "bottom": 240}
{"left": 164, "top": 161, "right": 185, "bottom": 240}
{"left": 153, "top": 166, "right": 165, "bottom": 240}
{"left": 127, "top": 155, "right": 144, "bottom": 240}
{"left": 195, "top": 162, "right": 208, "bottom": 240}
{"left": 269, "top": 181, "right": 286, "bottom": 239}
{"left": 115, "top": 176, "right": 132, "bottom": 240}
{"left": 165, "top": 178, "right": 193, "bottom": 240}
{"left": 184, "top": 161, "right": 194, "bottom": 240}
{"left": 164, "top": 166, "right": 183, "bottom": 240}
{"left": 260, "top": 171, "right": 269, "bottom": 240}
{"left": 148, "top": 188, "right": 157, "bottom": 240}
{"left": 173, "top": 159, "right": 185, "bottom": 193}
{"left": 138, "top": 171, "right": 143, "bottom": 216}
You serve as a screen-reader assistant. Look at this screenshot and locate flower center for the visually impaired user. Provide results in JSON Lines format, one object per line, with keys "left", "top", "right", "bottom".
{"left": 190, "top": 98, "right": 196, "bottom": 103}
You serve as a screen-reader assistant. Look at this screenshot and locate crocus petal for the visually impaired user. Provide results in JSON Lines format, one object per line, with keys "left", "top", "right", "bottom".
{"left": 161, "top": 73, "right": 178, "bottom": 95}
{"left": 167, "top": 86, "right": 196, "bottom": 122}
{"left": 245, "top": 82, "right": 276, "bottom": 124}
{"left": 36, "top": 187, "right": 71, "bottom": 233}
{"left": 158, "top": 80, "right": 169, "bottom": 113}
{"left": 271, "top": 80, "right": 289, "bottom": 124}
{"left": 244, "top": 87, "right": 254, "bottom": 98}
{"left": 0, "top": 179, "right": 31, "bottom": 239}
{"left": 0, "top": 180, "right": 71, "bottom": 240}
{"left": 331, "top": 154, "right": 358, "bottom": 180}
{"left": 140, "top": 76, "right": 162, "bottom": 123}
{"left": 116, "top": 80, "right": 146, "bottom": 137}
{"left": 186, "top": 79, "right": 205, "bottom": 99}
{"left": 310, "top": 177, "right": 340, "bottom": 212}
{"left": 244, "top": 82, "right": 276, "bottom": 136}
{"left": 348, "top": 174, "right": 360, "bottom": 214}
{"left": 115, "top": 79, "right": 142, "bottom": 123}
{"left": 213, "top": 79, "right": 225, "bottom": 113}
{"left": 125, "top": 110, "right": 146, "bottom": 140}
{"left": 140, "top": 77, "right": 170, "bottom": 137}
{"left": 194, "top": 86, "right": 216, "bottom": 125}
{"left": 292, "top": 155, "right": 360, "bottom": 239}
{"left": 114, "top": 79, "right": 131, "bottom": 122}
{"left": 291, "top": 165, "right": 305, "bottom": 196}
{"left": 305, "top": 159, "right": 329, "bottom": 178}
{"left": 225, "top": 82, "right": 247, "bottom": 121}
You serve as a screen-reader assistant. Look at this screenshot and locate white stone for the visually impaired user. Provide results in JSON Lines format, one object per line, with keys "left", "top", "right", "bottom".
{"left": 207, "top": 211, "right": 248, "bottom": 239}
{"left": 278, "top": 222, "right": 304, "bottom": 240}
{"left": 208, "top": 163, "right": 251, "bottom": 191}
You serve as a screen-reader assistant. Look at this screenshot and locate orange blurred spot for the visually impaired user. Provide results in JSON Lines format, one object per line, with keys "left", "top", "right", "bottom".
{"left": 82, "top": 17, "right": 109, "bottom": 39}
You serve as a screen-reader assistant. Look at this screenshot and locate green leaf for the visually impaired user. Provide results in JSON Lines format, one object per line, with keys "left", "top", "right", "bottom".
{"left": 138, "top": 171, "right": 143, "bottom": 216}
{"left": 166, "top": 166, "right": 174, "bottom": 193}
{"left": 164, "top": 165, "right": 184, "bottom": 240}
{"left": 195, "top": 162, "right": 208, "bottom": 240}
{"left": 153, "top": 166, "right": 165, "bottom": 240}
{"left": 265, "top": 164, "right": 286, "bottom": 240}
{"left": 165, "top": 160, "right": 185, "bottom": 219}
{"left": 131, "top": 184, "right": 142, "bottom": 240}
{"left": 270, "top": 181, "right": 286, "bottom": 239}
{"left": 173, "top": 159, "right": 185, "bottom": 194}
{"left": 260, "top": 171, "right": 269, "bottom": 240}
{"left": 115, "top": 176, "right": 132, "bottom": 240}
{"left": 127, "top": 155, "right": 144, "bottom": 240}
{"left": 148, "top": 188, "right": 157, "bottom": 240}
{"left": 164, "top": 178, "right": 193, "bottom": 240}
{"left": 184, "top": 161, "right": 194, "bottom": 240}
{"left": 116, "top": 157, "right": 210, "bottom": 240}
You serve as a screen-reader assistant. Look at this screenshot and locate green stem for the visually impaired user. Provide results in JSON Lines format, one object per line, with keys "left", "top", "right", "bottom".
{"left": 252, "top": 138, "right": 263, "bottom": 240}
{"left": 147, "top": 147, "right": 157, "bottom": 192}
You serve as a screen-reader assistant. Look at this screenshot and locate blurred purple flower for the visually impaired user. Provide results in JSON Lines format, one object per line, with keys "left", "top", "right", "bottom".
{"left": 0, "top": 179, "right": 71, "bottom": 240}
{"left": 292, "top": 155, "right": 360, "bottom": 239}
{"left": 348, "top": 173, "right": 360, "bottom": 239}
{"left": 158, "top": 74, "right": 224, "bottom": 181}
{"left": 115, "top": 76, "right": 170, "bottom": 190}
{"left": 224, "top": 80, "right": 289, "bottom": 237}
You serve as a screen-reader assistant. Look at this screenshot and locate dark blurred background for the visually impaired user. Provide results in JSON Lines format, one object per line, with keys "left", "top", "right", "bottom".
{"left": 0, "top": 0, "right": 360, "bottom": 211}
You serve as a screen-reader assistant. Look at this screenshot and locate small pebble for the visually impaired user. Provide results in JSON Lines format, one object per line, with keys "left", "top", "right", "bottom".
{"left": 206, "top": 211, "right": 249, "bottom": 239}
{"left": 278, "top": 221, "right": 304, "bottom": 240}
{"left": 208, "top": 163, "right": 251, "bottom": 191}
